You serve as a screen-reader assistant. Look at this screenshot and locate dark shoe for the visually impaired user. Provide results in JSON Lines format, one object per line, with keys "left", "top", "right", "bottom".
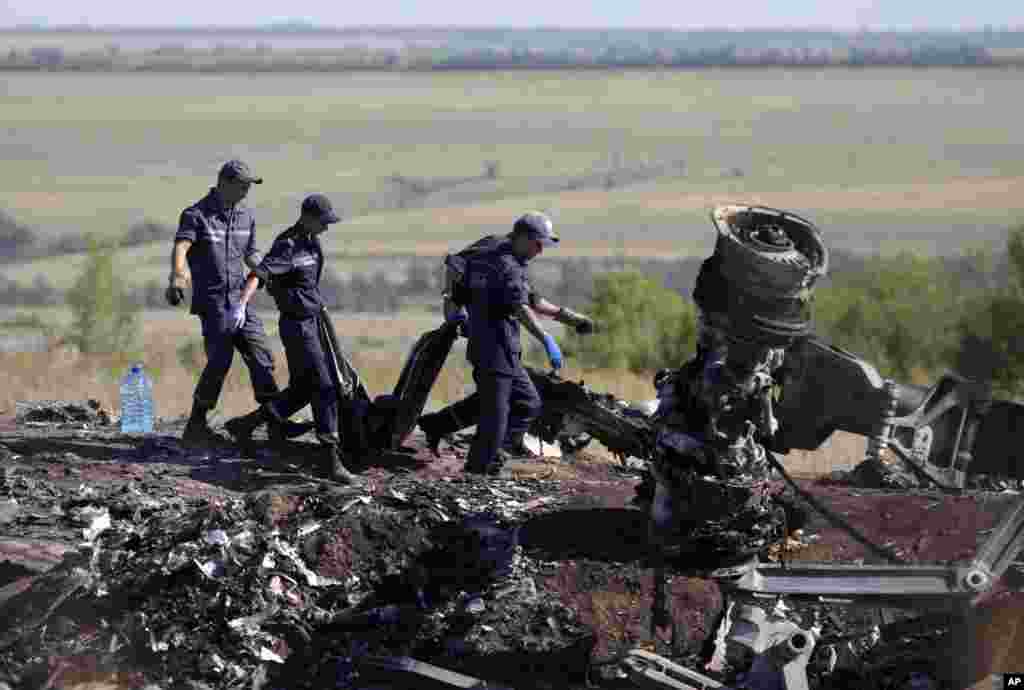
{"left": 182, "top": 417, "right": 224, "bottom": 445}
{"left": 265, "top": 418, "right": 313, "bottom": 444}
{"left": 322, "top": 445, "right": 362, "bottom": 485}
{"left": 278, "top": 419, "right": 314, "bottom": 440}
{"left": 224, "top": 409, "right": 268, "bottom": 443}
{"left": 463, "top": 452, "right": 509, "bottom": 478}
{"left": 417, "top": 414, "right": 445, "bottom": 456}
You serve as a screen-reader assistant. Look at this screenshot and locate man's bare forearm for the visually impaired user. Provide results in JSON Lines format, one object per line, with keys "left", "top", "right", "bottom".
{"left": 239, "top": 274, "right": 260, "bottom": 306}
{"left": 531, "top": 296, "right": 562, "bottom": 318}
{"left": 535, "top": 295, "right": 591, "bottom": 331}
{"left": 170, "top": 240, "right": 191, "bottom": 278}
{"left": 515, "top": 304, "right": 549, "bottom": 344}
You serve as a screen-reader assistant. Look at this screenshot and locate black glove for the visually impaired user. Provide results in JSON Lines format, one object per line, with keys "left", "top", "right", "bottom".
{"left": 165, "top": 285, "right": 184, "bottom": 306}
{"left": 167, "top": 272, "right": 189, "bottom": 307}
{"left": 574, "top": 316, "right": 597, "bottom": 335}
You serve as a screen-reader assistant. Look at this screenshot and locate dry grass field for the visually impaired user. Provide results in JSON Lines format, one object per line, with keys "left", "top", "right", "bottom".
{"left": 3, "top": 68, "right": 1024, "bottom": 290}
{"left": 4, "top": 66, "right": 1018, "bottom": 477}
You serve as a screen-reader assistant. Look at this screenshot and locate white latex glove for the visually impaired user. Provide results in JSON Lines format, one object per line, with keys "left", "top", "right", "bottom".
{"left": 231, "top": 303, "right": 247, "bottom": 331}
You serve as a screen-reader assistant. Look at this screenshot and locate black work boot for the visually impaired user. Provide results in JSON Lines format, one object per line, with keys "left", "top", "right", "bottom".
{"left": 464, "top": 449, "right": 511, "bottom": 478}
{"left": 265, "top": 417, "right": 309, "bottom": 445}
{"left": 277, "top": 419, "right": 315, "bottom": 440}
{"left": 321, "top": 443, "right": 362, "bottom": 485}
{"left": 182, "top": 401, "right": 223, "bottom": 445}
{"left": 224, "top": 407, "right": 269, "bottom": 443}
{"left": 418, "top": 410, "right": 452, "bottom": 456}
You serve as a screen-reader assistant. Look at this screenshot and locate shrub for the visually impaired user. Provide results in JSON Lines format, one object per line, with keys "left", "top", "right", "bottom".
{"left": 65, "top": 236, "right": 141, "bottom": 354}
{"left": 575, "top": 271, "right": 697, "bottom": 372}
{"left": 948, "top": 224, "right": 1024, "bottom": 396}
{"left": 812, "top": 251, "right": 958, "bottom": 381}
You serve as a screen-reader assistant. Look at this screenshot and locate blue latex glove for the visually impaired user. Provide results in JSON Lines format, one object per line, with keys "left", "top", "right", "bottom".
{"left": 231, "top": 303, "right": 247, "bottom": 331}
{"left": 542, "top": 333, "right": 563, "bottom": 370}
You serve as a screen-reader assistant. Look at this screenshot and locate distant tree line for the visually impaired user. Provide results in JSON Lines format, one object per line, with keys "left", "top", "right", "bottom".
{"left": 8, "top": 218, "right": 1024, "bottom": 396}
{"left": 0, "top": 211, "right": 170, "bottom": 263}
{"left": 1, "top": 34, "right": 1017, "bottom": 72}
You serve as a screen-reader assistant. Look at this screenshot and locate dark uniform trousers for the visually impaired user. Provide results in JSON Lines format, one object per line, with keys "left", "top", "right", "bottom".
{"left": 178, "top": 189, "right": 278, "bottom": 410}
{"left": 467, "top": 365, "right": 541, "bottom": 468}
{"left": 195, "top": 308, "right": 279, "bottom": 408}
{"left": 462, "top": 240, "right": 541, "bottom": 470}
{"left": 264, "top": 315, "right": 339, "bottom": 442}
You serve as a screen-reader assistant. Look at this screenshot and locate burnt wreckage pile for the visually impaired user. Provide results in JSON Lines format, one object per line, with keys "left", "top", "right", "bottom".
{"left": 645, "top": 205, "right": 829, "bottom": 560}
{"left": 0, "top": 446, "right": 596, "bottom": 690}
{"left": 3, "top": 205, "right": 1024, "bottom": 690}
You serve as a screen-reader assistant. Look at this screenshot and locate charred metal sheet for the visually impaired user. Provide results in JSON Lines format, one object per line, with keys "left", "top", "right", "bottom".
{"left": 387, "top": 321, "right": 460, "bottom": 450}
{"left": 527, "top": 367, "right": 654, "bottom": 462}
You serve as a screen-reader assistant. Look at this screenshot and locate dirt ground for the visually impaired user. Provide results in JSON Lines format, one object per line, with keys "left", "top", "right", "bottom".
{"left": 1, "top": 411, "right": 1022, "bottom": 689}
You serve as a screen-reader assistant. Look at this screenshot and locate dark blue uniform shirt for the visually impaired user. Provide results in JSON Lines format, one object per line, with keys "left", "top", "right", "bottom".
{"left": 465, "top": 240, "right": 529, "bottom": 374}
{"left": 448, "top": 234, "right": 537, "bottom": 307}
{"left": 251, "top": 225, "right": 326, "bottom": 319}
{"left": 175, "top": 188, "right": 262, "bottom": 316}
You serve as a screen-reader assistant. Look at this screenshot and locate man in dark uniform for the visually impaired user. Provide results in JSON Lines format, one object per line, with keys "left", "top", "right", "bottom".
{"left": 417, "top": 213, "right": 597, "bottom": 458}
{"left": 222, "top": 194, "right": 361, "bottom": 485}
{"left": 461, "top": 212, "right": 565, "bottom": 475}
{"left": 167, "top": 160, "right": 302, "bottom": 444}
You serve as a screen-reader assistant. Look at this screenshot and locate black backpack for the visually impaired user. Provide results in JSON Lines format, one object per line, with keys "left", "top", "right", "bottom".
{"left": 443, "top": 235, "right": 504, "bottom": 306}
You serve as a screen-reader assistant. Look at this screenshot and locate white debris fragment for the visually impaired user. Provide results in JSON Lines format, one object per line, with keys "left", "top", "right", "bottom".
{"left": 79, "top": 506, "right": 111, "bottom": 542}
{"left": 297, "top": 521, "right": 322, "bottom": 538}
{"left": 522, "top": 433, "right": 561, "bottom": 459}
{"left": 341, "top": 496, "right": 372, "bottom": 513}
{"left": 771, "top": 598, "right": 791, "bottom": 616}
{"left": 388, "top": 488, "right": 408, "bottom": 502}
{"left": 195, "top": 559, "right": 225, "bottom": 579}
{"left": 205, "top": 529, "right": 230, "bottom": 546}
{"left": 149, "top": 630, "right": 170, "bottom": 652}
{"left": 705, "top": 600, "right": 735, "bottom": 673}
{"left": 258, "top": 647, "right": 285, "bottom": 663}
{"left": 232, "top": 529, "right": 256, "bottom": 551}
{"left": 271, "top": 537, "right": 340, "bottom": 587}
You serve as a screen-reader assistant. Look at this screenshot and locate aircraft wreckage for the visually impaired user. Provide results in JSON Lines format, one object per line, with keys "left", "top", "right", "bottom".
{"left": 2, "top": 205, "right": 1023, "bottom": 690}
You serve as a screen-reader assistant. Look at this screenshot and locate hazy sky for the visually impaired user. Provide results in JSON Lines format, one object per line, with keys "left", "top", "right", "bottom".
{"left": 2, "top": 0, "right": 1023, "bottom": 30}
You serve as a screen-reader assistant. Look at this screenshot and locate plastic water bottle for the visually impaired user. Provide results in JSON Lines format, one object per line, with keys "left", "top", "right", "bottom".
{"left": 120, "top": 363, "right": 154, "bottom": 434}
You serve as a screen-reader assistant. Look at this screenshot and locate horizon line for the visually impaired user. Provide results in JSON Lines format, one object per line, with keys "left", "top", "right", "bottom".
{"left": 2, "top": 23, "right": 1024, "bottom": 34}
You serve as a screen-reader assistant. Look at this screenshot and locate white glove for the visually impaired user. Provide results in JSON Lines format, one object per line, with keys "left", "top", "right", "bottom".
{"left": 231, "top": 303, "right": 247, "bottom": 331}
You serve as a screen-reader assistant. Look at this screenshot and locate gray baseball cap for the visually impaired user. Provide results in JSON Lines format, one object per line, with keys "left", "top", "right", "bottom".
{"left": 301, "top": 194, "right": 340, "bottom": 224}
{"left": 512, "top": 211, "right": 559, "bottom": 246}
{"left": 218, "top": 159, "right": 263, "bottom": 184}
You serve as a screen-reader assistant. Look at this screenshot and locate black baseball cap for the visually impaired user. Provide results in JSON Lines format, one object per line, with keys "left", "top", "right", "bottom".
{"left": 512, "top": 211, "right": 559, "bottom": 246}
{"left": 218, "top": 159, "right": 263, "bottom": 184}
{"left": 301, "top": 194, "right": 340, "bottom": 224}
